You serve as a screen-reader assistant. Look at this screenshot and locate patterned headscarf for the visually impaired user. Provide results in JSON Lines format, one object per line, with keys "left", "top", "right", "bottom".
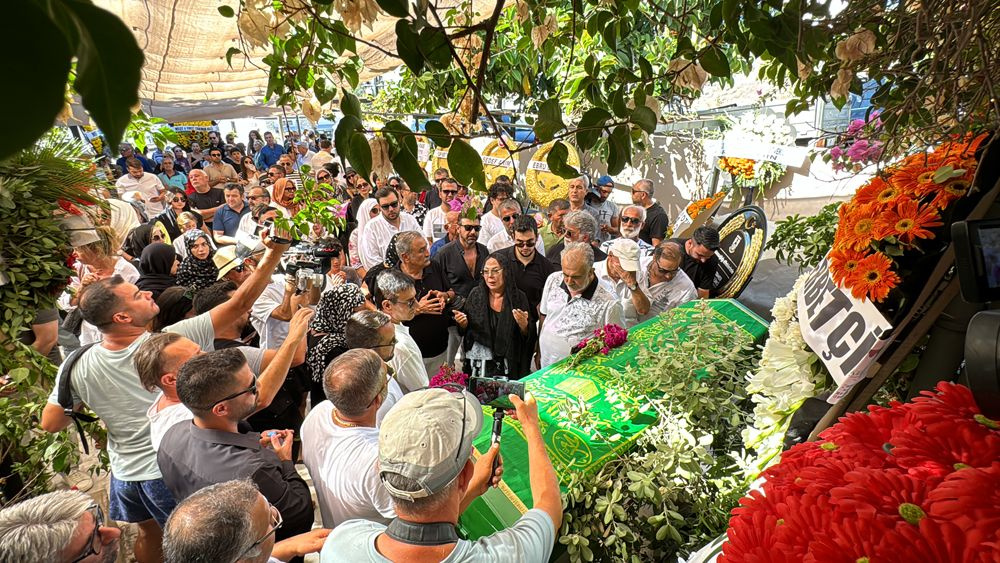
{"left": 306, "top": 283, "right": 367, "bottom": 381}
{"left": 174, "top": 230, "right": 218, "bottom": 291}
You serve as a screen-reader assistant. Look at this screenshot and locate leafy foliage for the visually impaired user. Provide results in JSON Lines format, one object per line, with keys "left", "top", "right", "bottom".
{"left": 123, "top": 111, "right": 181, "bottom": 154}
{"left": 765, "top": 202, "right": 842, "bottom": 270}
{"left": 0, "top": 131, "right": 108, "bottom": 503}
{"left": 559, "top": 302, "right": 761, "bottom": 562}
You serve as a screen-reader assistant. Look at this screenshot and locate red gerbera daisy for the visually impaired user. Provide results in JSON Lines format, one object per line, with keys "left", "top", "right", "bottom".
{"left": 846, "top": 252, "right": 900, "bottom": 302}
{"left": 891, "top": 422, "right": 1000, "bottom": 473}
{"left": 802, "top": 516, "right": 897, "bottom": 563}
{"left": 874, "top": 197, "right": 943, "bottom": 244}
{"left": 927, "top": 462, "right": 1000, "bottom": 534}
{"left": 719, "top": 509, "right": 789, "bottom": 563}
{"left": 829, "top": 468, "right": 937, "bottom": 523}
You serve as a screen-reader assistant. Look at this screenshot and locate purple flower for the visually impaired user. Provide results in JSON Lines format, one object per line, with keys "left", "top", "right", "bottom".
{"left": 847, "top": 119, "right": 866, "bottom": 136}
{"left": 830, "top": 146, "right": 843, "bottom": 160}
{"left": 847, "top": 139, "right": 870, "bottom": 162}
{"left": 865, "top": 141, "right": 884, "bottom": 161}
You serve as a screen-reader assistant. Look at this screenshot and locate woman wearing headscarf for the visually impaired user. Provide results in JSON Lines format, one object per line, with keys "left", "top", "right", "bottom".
{"left": 153, "top": 286, "right": 193, "bottom": 331}
{"left": 151, "top": 187, "right": 201, "bottom": 239}
{"left": 174, "top": 229, "right": 218, "bottom": 291}
{"left": 349, "top": 198, "right": 379, "bottom": 275}
{"left": 272, "top": 177, "right": 302, "bottom": 217}
{"left": 136, "top": 243, "right": 178, "bottom": 299}
{"left": 361, "top": 232, "right": 402, "bottom": 299}
{"left": 453, "top": 252, "right": 536, "bottom": 379}
{"left": 306, "top": 283, "right": 369, "bottom": 406}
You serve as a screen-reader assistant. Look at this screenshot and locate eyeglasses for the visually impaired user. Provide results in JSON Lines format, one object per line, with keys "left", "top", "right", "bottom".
{"left": 207, "top": 374, "right": 258, "bottom": 410}
{"left": 241, "top": 501, "right": 283, "bottom": 559}
{"left": 513, "top": 239, "right": 536, "bottom": 248}
{"left": 380, "top": 201, "right": 399, "bottom": 210}
{"left": 366, "top": 368, "right": 391, "bottom": 408}
{"left": 69, "top": 504, "right": 106, "bottom": 563}
{"left": 372, "top": 338, "right": 397, "bottom": 350}
{"left": 267, "top": 172, "right": 279, "bottom": 177}
{"left": 461, "top": 225, "right": 481, "bottom": 232}
{"left": 392, "top": 297, "right": 417, "bottom": 308}
{"left": 501, "top": 213, "right": 521, "bottom": 223}
{"left": 621, "top": 216, "right": 642, "bottom": 224}
{"left": 482, "top": 267, "right": 503, "bottom": 277}
{"left": 651, "top": 260, "right": 679, "bottom": 277}
{"left": 248, "top": 194, "right": 268, "bottom": 200}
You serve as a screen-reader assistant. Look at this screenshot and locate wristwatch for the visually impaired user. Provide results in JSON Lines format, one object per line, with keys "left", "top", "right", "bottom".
{"left": 627, "top": 282, "right": 639, "bottom": 292}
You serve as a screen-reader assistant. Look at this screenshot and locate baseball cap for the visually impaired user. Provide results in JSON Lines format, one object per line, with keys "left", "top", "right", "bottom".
{"left": 608, "top": 238, "right": 640, "bottom": 272}
{"left": 213, "top": 233, "right": 265, "bottom": 278}
{"left": 378, "top": 388, "right": 484, "bottom": 500}
{"left": 597, "top": 175, "right": 615, "bottom": 187}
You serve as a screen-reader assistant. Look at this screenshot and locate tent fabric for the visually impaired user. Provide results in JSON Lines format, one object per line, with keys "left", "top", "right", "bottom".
{"left": 94, "top": 0, "right": 486, "bottom": 121}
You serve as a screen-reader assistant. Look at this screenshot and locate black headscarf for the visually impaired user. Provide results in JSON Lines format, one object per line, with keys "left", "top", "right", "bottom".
{"left": 362, "top": 232, "right": 403, "bottom": 301}
{"left": 307, "top": 284, "right": 367, "bottom": 382}
{"left": 136, "top": 243, "right": 177, "bottom": 299}
{"left": 175, "top": 230, "right": 218, "bottom": 291}
{"left": 153, "top": 286, "right": 193, "bottom": 331}
{"left": 461, "top": 252, "right": 536, "bottom": 378}
{"left": 121, "top": 222, "right": 153, "bottom": 260}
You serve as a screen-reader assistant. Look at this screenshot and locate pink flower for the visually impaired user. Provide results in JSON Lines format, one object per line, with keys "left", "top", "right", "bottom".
{"left": 830, "top": 146, "right": 843, "bottom": 160}
{"left": 600, "top": 346, "right": 610, "bottom": 355}
{"left": 448, "top": 195, "right": 469, "bottom": 212}
{"left": 847, "top": 118, "right": 866, "bottom": 136}
{"left": 847, "top": 139, "right": 870, "bottom": 162}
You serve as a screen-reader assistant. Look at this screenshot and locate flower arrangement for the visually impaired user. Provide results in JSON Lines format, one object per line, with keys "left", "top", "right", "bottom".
{"left": 720, "top": 382, "right": 1000, "bottom": 563}
{"left": 429, "top": 364, "right": 469, "bottom": 388}
{"left": 825, "top": 111, "right": 885, "bottom": 172}
{"left": 741, "top": 274, "right": 829, "bottom": 477}
{"left": 828, "top": 133, "right": 988, "bottom": 303}
{"left": 718, "top": 156, "right": 756, "bottom": 184}
{"left": 568, "top": 324, "right": 628, "bottom": 367}
{"left": 718, "top": 111, "right": 792, "bottom": 193}
{"left": 686, "top": 192, "right": 726, "bottom": 219}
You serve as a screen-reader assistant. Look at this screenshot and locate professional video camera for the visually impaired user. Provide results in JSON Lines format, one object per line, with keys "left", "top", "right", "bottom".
{"left": 282, "top": 240, "right": 342, "bottom": 293}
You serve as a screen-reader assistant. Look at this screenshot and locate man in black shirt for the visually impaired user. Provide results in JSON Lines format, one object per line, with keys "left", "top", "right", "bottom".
{"left": 631, "top": 179, "right": 670, "bottom": 246}
{"left": 434, "top": 216, "right": 488, "bottom": 299}
{"left": 498, "top": 215, "right": 556, "bottom": 319}
{"left": 670, "top": 226, "right": 721, "bottom": 299}
{"left": 398, "top": 232, "right": 455, "bottom": 375}
{"left": 187, "top": 169, "right": 226, "bottom": 231}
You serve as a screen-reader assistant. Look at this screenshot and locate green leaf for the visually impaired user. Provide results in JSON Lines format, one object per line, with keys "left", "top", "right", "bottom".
{"left": 710, "top": 1, "right": 725, "bottom": 28}
{"left": 225, "top": 47, "right": 241, "bottom": 67}
{"left": 547, "top": 141, "right": 580, "bottom": 179}
{"left": 533, "top": 98, "right": 565, "bottom": 142}
{"left": 700, "top": 45, "right": 731, "bottom": 77}
{"left": 340, "top": 88, "right": 362, "bottom": 119}
{"left": 576, "top": 107, "right": 611, "bottom": 151}
{"left": 611, "top": 87, "right": 629, "bottom": 118}
{"left": 375, "top": 0, "right": 409, "bottom": 18}
{"left": 1, "top": 3, "right": 73, "bottom": 161}
{"left": 419, "top": 27, "right": 452, "bottom": 70}
{"left": 423, "top": 120, "right": 452, "bottom": 148}
{"left": 395, "top": 20, "right": 424, "bottom": 75}
{"left": 607, "top": 124, "right": 631, "bottom": 175}
{"left": 218, "top": 5, "right": 235, "bottom": 17}
{"left": 349, "top": 132, "right": 372, "bottom": 181}
{"left": 383, "top": 120, "right": 432, "bottom": 191}
{"left": 630, "top": 106, "right": 657, "bottom": 134}
{"left": 334, "top": 115, "right": 362, "bottom": 168}
{"left": 932, "top": 165, "right": 965, "bottom": 184}
{"left": 64, "top": 1, "right": 144, "bottom": 153}
{"left": 447, "top": 139, "right": 486, "bottom": 192}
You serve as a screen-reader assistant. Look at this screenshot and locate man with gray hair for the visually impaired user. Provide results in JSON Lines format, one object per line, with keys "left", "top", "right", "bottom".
{"left": 294, "top": 141, "right": 316, "bottom": 171}
{"left": 538, "top": 242, "right": 623, "bottom": 367}
{"left": 0, "top": 489, "right": 120, "bottom": 562}
{"left": 300, "top": 349, "right": 398, "bottom": 530}
{"left": 486, "top": 199, "right": 546, "bottom": 254}
{"left": 374, "top": 268, "right": 429, "bottom": 393}
{"left": 320, "top": 388, "right": 561, "bottom": 561}
{"left": 539, "top": 198, "right": 570, "bottom": 251}
{"left": 163, "top": 479, "right": 330, "bottom": 563}
{"left": 545, "top": 209, "right": 608, "bottom": 267}
{"left": 346, "top": 310, "right": 405, "bottom": 423}
{"left": 601, "top": 204, "right": 654, "bottom": 256}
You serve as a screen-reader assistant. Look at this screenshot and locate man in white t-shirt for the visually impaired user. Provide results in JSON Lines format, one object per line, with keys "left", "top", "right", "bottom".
{"left": 40, "top": 233, "right": 290, "bottom": 563}
{"left": 320, "top": 387, "right": 562, "bottom": 562}
{"left": 634, "top": 241, "right": 698, "bottom": 324}
{"left": 477, "top": 182, "right": 512, "bottom": 246}
{"left": 344, "top": 311, "right": 404, "bottom": 424}
{"left": 373, "top": 265, "right": 428, "bottom": 394}
{"left": 360, "top": 187, "right": 422, "bottom": 270}
{"left": 594, "top": 238, "right": 650, "bottom": 328}
{"left": 422, "top": 178, "right": 459, "bottom": 244}
{"left": 301, "top": 349, "right": 397, "bottom": 529}
{"left": 134, "top": 308, "right": 313, "bottom": 450}
{"left": 115, "top": 158, "right": 166, "bottom": 217}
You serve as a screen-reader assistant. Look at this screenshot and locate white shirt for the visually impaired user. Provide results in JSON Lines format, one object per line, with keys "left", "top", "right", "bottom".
{"left": 295, "top": 150, "right": 316, "bottom": 171}
{"left": 635, "top": 268, "right": 697, "bottom": 324}
{"left": 486, "top": 229, "right": 546, "bottom": 255}
{"left": 377, "top": 378, "right": 404, "bottom": 426}
{"left": 311, "top": 150, "right": 334, "bottom": 169}
{"left": 538, "top": 271, "right": 623, "bottom": 368}
{"left": 593, "top": 260, "right": 649, "bottom": 328}
{"left": 478, "top": 212, "right": 505, "bottom": 246}
{"left": 600, "top": 236, "right": 654, "bottom": 257}
{"left": 423, "top": 206, "right": 449, "bottom": 242}
{"left": 115, "top": 172, "right": 165, "bottom": 216}
{"left": 237, "top": 212, "right": 259, "bottom": 238}
{"left": 250, "top": 279, "right": 290, "bottom": 349}
{"left": 391, "top": 324, "right": 429, "bottom": 394}
{"left": 359, "top": 212, "right": 422, "bottom": 270}
{"left": 146, "top": 400, "right": 193, "bottom": 452}
{"left": 301, "top": 401, "right": 396, "bottom": 528}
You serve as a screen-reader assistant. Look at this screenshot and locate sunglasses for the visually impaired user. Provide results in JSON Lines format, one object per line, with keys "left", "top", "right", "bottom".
{"left": 501, "top": 213, "right": 521, "bottom": 223}
{"left": 208, "top": 374, "right": 258, "bottom": 409}
{"left": 461, "top": 225, "right": 482, "bottom": 232}
{"left": 513, "top": 239, "right": 536, "bottom": 248}
{"left": 248, "top": 194, "right": 268, "bottom": 200}
{"left": 318, "top": 174, "right": 332, "bottom": 181}
{"left": 652, "top": 260, "right": 680, "bottom": 277}
{"left": 380, "top": 201, "right": 399, "bottom": 210}
{"left": 172, "top": 197, "right": 187, "bottom": 203}
{"left": 389, "top": 182, "right": 401, "bottom": 188}
{"left": 621, "top": 216, "right": 642, "bottom": 224}
{"left": 442, "top": 189, "right": 458, "bottom": 197}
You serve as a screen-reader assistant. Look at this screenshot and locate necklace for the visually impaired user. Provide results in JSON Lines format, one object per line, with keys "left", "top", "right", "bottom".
{"left": 331, "top": 409, "right": 361, "bottom": 428}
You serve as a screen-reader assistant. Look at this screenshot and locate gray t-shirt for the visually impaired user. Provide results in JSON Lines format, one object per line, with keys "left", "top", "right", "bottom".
{"left": 320, "top": 509, "right": 555, "bottom": 562}
{"left": 586, "top": 200, "right": 619, "bottom": 242}
{"left": 47, "top": 313, "right": 216, "bottom": 481}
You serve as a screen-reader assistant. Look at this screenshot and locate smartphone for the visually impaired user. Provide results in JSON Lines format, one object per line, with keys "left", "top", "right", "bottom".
{"left": 467, "top": 377, "right": 525, "bottom": 410}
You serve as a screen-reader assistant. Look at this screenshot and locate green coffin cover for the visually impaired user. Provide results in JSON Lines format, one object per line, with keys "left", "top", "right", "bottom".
{"left": 457, "top": 299, "right": 769, "bottom": 540}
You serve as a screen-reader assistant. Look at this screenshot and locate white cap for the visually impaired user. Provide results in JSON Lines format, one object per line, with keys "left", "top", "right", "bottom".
{"left": 608, "top": 238, "right": 640, "bottom": 271}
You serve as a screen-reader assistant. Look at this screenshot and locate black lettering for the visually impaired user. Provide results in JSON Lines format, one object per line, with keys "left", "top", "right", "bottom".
{"left": 825, "top": 312, "right": 866, "bottom": 361}
{"left": 803, "top": 266, "right": 834, "bottom": 318}
{"left": 838, "top": 331, "right": 880, "bottom": 376}
{"left": 809, "top": 289, "right": 854, "bottom": 332}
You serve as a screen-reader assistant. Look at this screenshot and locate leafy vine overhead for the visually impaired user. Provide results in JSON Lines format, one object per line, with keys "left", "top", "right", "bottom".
{"left": 230, "top": 0, "right": 999, "bottom": 185}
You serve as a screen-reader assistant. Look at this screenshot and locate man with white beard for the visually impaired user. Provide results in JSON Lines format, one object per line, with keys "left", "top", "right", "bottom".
{"left": 601, "top": 204, "right": 654, "bottom": 256}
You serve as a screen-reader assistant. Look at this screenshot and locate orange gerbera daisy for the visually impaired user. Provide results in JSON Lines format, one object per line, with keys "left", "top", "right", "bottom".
{"left": 829, "top": 247, "right": 870, "bottom": 287}
{"left": 848, "top": 252, "right": 901, "bottom": 302}
{"left": 929, "top": 178, "right": 973, "bottom": 210}
{"left": 888, "top": 153, "right": 941, "bottom": 197}
{"left": 853, "top": 176, "right": 894, "bottom": 206}
{"left": 874, "top": 197, "right": 943, "bottom": 243}
{"left": 840, "top": 203, "right": 880, "bottom": 251}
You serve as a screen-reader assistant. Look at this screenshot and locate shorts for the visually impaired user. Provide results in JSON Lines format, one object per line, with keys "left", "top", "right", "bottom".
{"left": 109, "top": 475, "right": 177, "bottom": 527}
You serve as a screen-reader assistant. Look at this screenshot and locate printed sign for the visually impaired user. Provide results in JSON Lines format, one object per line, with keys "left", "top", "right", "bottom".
{"left": 703, "top": 138, "right": 809, "bottom": 168}
{"left": 796, "top": 258, "right": 894, "bottom": 402}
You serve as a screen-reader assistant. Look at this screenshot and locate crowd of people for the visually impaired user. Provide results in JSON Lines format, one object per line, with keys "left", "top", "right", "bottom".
{"left": 3, "top": 129, "right": 728, "bottom": 562}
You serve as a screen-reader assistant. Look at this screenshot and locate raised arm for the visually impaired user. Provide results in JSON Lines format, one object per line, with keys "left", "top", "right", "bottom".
{"left": 512, "top": 394, "right": 562, "bottom": 528}
{"left": 253, "top": 308, "right": 313, "bottom": 414}
{"left": 209, "top": 231, "right": 290, "bottom": 334}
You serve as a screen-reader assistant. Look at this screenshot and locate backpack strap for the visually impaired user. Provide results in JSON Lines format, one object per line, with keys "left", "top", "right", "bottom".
{"left": 57, "top": 342, "right": 100, "bottom": 454}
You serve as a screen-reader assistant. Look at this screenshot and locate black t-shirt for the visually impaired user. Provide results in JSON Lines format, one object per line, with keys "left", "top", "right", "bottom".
{"left": 402, "top": 262, "right": 453, "bottom": 358}
{"left": 433, "top": 240, "right": 487, "bottom": 298}
{"left": 545, "top": 240, "right": 607, "bottom": 269}
{"left": 188, "top": 188, "right": 226, "bottom": 228}
{"left": 640, "top": 202, "right": 670, "bottom": 245}
{"left": 497, "top": 246, "right": 556, "bottom": 319}
{"left": 669, "top": 237, "right": 719, "bottom": 291}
